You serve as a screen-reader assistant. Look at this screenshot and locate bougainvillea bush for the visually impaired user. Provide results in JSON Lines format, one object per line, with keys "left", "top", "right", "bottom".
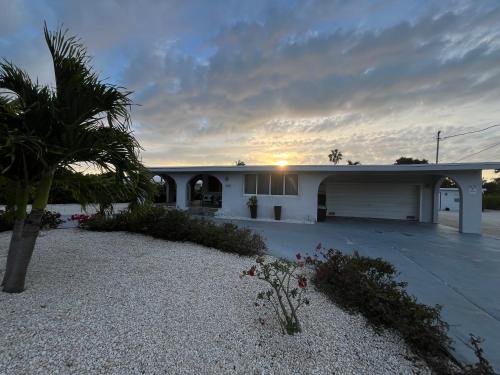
{"left": 307, "top": 245, "right": 495, "bottom": 375}
{"left": 69, "top": 214, "right": 90, "bottom": 224}
{"left": 241, "top": 254, "right": 310, "bottom": 335}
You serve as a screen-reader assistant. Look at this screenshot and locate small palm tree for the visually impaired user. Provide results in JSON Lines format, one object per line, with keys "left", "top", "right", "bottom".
{"left": 328, "top": 149, "right": 343, "bottom": 165}
{"left": 235, "top": 160, "right": 246, "bottom": 166}
{"left": 0, "top": 24, "right": 147, "bottom": 293}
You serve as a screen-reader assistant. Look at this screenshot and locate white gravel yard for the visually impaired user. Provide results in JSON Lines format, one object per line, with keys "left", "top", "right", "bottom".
{"left": 0, "top": 229, "right": 430, "bottom": 374}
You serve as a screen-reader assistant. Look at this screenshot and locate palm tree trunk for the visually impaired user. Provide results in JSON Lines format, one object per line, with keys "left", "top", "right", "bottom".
{"left": 1, "top": 219, "right": 25, "bottom": 287}
{"left": 2, "top": 171, "right": 53, "bottom": 293}
{"left": 1, "top": 184, "right": 28, "bottom": 287}
{"left": 2, "top": 209, "right": 44, "bottom": 293}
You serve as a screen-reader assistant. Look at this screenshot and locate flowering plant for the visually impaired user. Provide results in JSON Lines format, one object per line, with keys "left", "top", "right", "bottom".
{"left": 241, "top": 254, "right": 310, "bottom": 335}
{"left": 70, "top": 214, "right": 90, "bottom": 223}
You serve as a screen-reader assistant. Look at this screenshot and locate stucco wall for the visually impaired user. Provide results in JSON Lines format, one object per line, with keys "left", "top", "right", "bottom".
{"left": 159, "top": 169, "right": 483, "bottom": 233}
{"left": 216, "top": 172, "right": 321, "bottom": 223}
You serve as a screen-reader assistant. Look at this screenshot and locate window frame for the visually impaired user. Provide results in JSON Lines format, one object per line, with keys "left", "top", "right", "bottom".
{"left": 243, "top": 173, "right": 299, "bottom": 197}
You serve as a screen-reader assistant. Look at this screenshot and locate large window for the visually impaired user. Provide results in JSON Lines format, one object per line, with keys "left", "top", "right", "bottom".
{"left": 244, "top": 173, "right": 298, "bottom": 195}
{"left": 257, "top": 174, "right": 270, "bottom": 194}
{"left": 284, "top": 174, "right": 298, "bottom": 195}
{"left": 271, "top": 173, "right": 284, "bottom": 195}
{"left": 244, "top": 174, "right": 256, "bottom": 194}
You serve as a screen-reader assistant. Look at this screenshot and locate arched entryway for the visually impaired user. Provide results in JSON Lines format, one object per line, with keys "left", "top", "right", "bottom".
{"left": 187, "top": 174, "right": 222, "bottom": 208}
{"left": 152, "top": 174, "right": 177, "bottom": 206}
{"left": 433, "top": 176, "right": 463, "bottom": 232}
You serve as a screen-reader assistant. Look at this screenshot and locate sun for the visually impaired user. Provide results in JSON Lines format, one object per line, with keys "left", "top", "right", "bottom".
{"left": 276, "top": 160, "right": 288, "bottom": 167}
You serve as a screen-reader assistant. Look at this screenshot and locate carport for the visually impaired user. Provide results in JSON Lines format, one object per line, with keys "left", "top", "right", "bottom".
{"left": 148, "top": 162, "right": 500, "bottom": 234}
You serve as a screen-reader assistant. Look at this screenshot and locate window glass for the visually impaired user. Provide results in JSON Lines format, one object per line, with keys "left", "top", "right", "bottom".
{"left": 244, "top": 174, "right": 256, "bottom": 194}
{"left": 271, "top": 173, "right": 284, "bottom": 195}
{"left": 257, "top": 174, "right": 270, "bottom": 194}
{"left": 284, "top": 174, "right": 298, "bottom": 195}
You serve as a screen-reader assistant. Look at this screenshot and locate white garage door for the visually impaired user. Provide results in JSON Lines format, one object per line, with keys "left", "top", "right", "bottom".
{"left": 326, "top": 183, "right": 420, "bottom": 221}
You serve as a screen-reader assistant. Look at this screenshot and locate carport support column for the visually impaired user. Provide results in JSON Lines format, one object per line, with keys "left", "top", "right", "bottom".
{"left": 172, "top": 175, "right": 190, "bottom": 210}
{"left": 454, "top": 171, "right": 483, "bottom": 234}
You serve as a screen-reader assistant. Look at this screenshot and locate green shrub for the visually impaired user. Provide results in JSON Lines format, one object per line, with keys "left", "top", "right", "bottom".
{"left": 0, "top": 210, "right": 13, "bottom": 232}
{"left": 483, "top": 194, "right": 500, "bottom": 210}
{"left": 308, "top": 248, "right": 494, "bottom": 375}
{"left": 41, "top": 211, "right": 64, "bottom": 229}
{"left": 0, "top": 210, "right": 63, "bottom": 231}
{"left": 461, "top": 335, "right": 495, "bottom": 375}
{"left": 81, "top": 206, "right": 266, "bottom": 256}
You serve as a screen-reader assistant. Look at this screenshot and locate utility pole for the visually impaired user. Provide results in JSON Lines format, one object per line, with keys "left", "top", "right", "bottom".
{"left": 435, "top": 130, "right": 441, "bottom": 164}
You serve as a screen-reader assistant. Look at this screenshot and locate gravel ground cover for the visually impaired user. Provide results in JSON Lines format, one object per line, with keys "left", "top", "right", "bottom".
{"left": 0, "top": 229, "right": 430, "bottom": 374}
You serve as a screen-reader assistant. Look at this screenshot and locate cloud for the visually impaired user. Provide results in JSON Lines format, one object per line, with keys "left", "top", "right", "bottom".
{"left": 1, "top": 0, "right": 500, "bottom": 168}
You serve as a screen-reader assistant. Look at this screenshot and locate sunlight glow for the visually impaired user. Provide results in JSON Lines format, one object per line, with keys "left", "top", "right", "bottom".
{"left": 276, "top": 160, "right": 288, "bottom": 167}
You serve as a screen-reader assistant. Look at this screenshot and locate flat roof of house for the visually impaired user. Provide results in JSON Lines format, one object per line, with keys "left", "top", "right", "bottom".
{"left": 149, "top": 162, "right": 500, "bottom": 174}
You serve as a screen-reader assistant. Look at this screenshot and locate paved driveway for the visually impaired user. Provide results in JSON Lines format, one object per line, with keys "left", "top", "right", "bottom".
{"left": 216, "top": 217, "right": 500, "bottom": 370}
{"left": 439, "top": 210, "right": 500, "bottom": 239}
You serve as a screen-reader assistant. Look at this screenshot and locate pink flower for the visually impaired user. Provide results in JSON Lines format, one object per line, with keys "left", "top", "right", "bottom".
{"left": 239, "top": 273, "right": 244, "bottom": 280}
{"left": 295, "top": 253, "right": 301, "bottom": 260}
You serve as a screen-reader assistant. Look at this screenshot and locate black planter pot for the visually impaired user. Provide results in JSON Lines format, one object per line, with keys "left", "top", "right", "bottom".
{"left": 250, "top": 205, "right": 257, "bottom": 219}
{"left": 274, "top": 205, "right": 282, "bottom": 220}
{"left": 317, "top": 207, "right": 327, "bottom": 222}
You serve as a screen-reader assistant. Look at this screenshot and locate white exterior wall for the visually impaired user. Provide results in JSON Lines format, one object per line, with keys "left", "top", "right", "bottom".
{"left": 439, "top": 189, "right": 461, "bottom": 211}
{"left": 157, "top": 168, "right": 483, "bottom": 234}
{"left": 432, "top": 170, "right": 483, "bottom": 234}
{"left": 160, "top": 172, "right": 322, "bottom": 223}
{"left": 216, "top": 172, "right": 321, "bottom": 223}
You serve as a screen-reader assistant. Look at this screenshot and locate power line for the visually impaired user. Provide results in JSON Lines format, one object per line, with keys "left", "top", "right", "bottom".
{"left": 435, "top": 123, "right": 500, "bottom": 163}
{"left": 454, "top": 140, "right": 500, "bottom": 162}
{"left": 442, "top": 123, "right": 500, "bottom": 140}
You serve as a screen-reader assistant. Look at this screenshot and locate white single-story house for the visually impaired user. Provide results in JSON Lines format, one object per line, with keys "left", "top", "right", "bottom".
{"left": 439, "top": 188, "right": 461, "bottom": 212}
{"left": 148, "top": 162, "right": 500, "bottom": 234}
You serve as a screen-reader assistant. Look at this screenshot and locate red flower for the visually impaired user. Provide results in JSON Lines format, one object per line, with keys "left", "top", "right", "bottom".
{"left": 71, "top": 214, "right": 90, "bottom": 222}
{"left": 295, "top": 253, "right": 301, "bottom": 260}
{"left": 248, "top": 267, "right": 255, "bottom": 277}
{"left": 298, "top": 277, "right": 307, "bottom": 289}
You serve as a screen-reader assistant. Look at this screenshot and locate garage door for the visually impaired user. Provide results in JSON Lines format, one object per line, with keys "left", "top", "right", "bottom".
{"left": 326, "top": 183, "right": 420, "bottom": 221}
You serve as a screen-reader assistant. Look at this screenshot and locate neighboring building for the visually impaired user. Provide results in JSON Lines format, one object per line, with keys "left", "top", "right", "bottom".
{"left": 439, "top": 188, "right": 460, "bottom": 212}
{"left": 149, "top": 162, "right": 500, "bottom": 234}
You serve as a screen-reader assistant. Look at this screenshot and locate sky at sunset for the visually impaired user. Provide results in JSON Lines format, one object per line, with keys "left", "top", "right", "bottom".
{"left": 1, "top": 0, "right": 500, "bottom": 178}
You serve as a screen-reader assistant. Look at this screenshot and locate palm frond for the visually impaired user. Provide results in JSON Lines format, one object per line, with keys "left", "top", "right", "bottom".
{"left": 43, "top": 23, "right": 132, "bottom": 133}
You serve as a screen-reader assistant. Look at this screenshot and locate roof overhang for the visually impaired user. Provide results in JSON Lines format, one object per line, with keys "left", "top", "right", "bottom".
{"left": 148, "top": 162, "right": 500, "bottom": 174}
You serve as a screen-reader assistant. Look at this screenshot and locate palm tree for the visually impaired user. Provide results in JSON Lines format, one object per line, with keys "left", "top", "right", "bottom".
{"left": 235, "top": 160, "right": 246, "bottom": 166}
{"left": 328, "top": 149, "right": 343, "bottom": 165}
{"left": 0, "top": 24, "right": 146, "bottom": 293}
{"left": 347, "top": 160, "right": 361, "bottom": 165}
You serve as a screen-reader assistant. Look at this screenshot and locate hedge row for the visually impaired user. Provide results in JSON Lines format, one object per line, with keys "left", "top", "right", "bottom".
{"left": 80, "top": 206, "right": 266, "bottom": 256}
